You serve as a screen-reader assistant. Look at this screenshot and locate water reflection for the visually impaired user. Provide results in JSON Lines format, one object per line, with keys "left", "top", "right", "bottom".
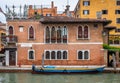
{"left": 0, "top": 73, "right": 120, "bottom": 83}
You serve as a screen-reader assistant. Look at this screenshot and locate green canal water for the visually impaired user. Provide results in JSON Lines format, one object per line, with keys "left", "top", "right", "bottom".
{"left": 0, "top": 73, "right": 120, "bottom": 83}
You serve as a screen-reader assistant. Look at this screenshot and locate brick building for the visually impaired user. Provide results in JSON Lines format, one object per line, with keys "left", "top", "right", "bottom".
{"left": 28, "top": 1, "right": 57, "bottom": 18}
{"left": 3, "top": 16, "right": 111, "bottom": 67}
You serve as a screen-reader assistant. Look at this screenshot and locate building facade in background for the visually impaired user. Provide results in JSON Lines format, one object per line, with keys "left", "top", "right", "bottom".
{"left": 0, "top": 22, "right": 6, "bottom": 66}
{"left": 74, "top": 0, "right": 120, "bottom": 67}
{"left": 3, "top": 16, "right": 110, "bottom": 66}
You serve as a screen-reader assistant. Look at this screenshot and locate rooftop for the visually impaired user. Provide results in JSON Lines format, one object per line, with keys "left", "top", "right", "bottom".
{"left": 40, "top": 16, "right": 111, "bottom": 25}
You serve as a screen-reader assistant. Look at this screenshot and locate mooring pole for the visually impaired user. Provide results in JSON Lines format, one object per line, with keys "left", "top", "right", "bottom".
{"left": 42, "top": 54, "right": 44, "bottom": 68}
{"left": 112, "top": 53, "right": 116, "bottom": 73}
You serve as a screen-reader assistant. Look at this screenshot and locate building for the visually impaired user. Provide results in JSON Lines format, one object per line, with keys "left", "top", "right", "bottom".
{"left": 3, "top": 16, "right": 110, "bottom": 66}
{"left": 0, "top": 22, "right": 6, "bottom": 66}
{"left": 74, "top": 0, "right": 120, "bottom": 67}
{"left": 28, "top": 1, "right": 57, "bottom": 18}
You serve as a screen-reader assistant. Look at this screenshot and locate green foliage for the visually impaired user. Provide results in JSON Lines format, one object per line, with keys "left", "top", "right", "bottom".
{"left": 103, "top": 44, "right": 120, "bottom": 51}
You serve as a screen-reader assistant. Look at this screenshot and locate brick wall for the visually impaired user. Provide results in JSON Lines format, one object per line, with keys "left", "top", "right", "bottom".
{"left": 8, "top": 19, "right": 104, "bottom": 66}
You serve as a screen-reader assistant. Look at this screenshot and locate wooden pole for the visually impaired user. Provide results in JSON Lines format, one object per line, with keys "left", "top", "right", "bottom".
{"left": 42, "top": 54, "right": 44, "bottom": 68}
{"left": 112, "top": 53, "right": 116, "bottom": 73}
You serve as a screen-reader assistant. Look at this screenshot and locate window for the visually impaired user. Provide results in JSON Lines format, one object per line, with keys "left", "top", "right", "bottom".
{"left": 114, "top": 40, "right": 120, "bottom": 44}
{"left": 78, "top": 26, "right": 82, "bottom": 38}
{"left": 57, "top": 51, "right": 61, "bottom": 59}
{"left": 115, "top": 28, "right": 120, "bottom": 32}
{"left": 51, "top": 27, "right": 56, "bottom": 43}
{"left": 94, "top": 24, "right": 98, "bottom": 28}
{"left": 19, "top": 26, "right": 24, "bottom": 32}
{"left": 78, "top": 51, "right": 83, "bottom": 59}
{"left": 83, "top": 10, "right": 89, "bottom": 15}
{"left": 29, "top": 26, "right": 35, "bottom": 40}
{"left": 115, "top": 10, "right": 120, "bottom": 14}
{"left": 9, "top": 26, "right": 14, "bottom": 35}
{"left": 45, "top": 51, "right": 50, "bottom": 60}
{"left": 78, "top": 25, "right": 89, "bottom": 39}
{"left": 28, "top": 50, "right": 35, "bottom": 60}
{"left": 102, "top": 10, "right": 108, "bottom": 14}
{"left": 45, "top": 50, "right": 68, "bottom": 60}
{"left": 84, "top": 26, "right": 88, "bottom": 38}
{"left": 63, "top": 51, "right": 67, "bottom": 59}
{"left": 45, "top": 26, "right": 68, "bottom": 44}
{"left": 78, "top": 50, "right": 89, "bottom": 60}
{"left": 62, "top": 26, "right": 67, "bottom": 43}
{"left": 83, "top": 1, "right": 90, "bottom": 6}
{"left": 57, "top": 26, "right": 62, "bottom": 43}
{"left": 117, "top": 1, "right": 120, "bottom": 5}
{"left": 45, "top": 26, "right": 50, "bottom": 43}
{"left": 116, "top": 18, "right": 120, "bottom": 23}
{"left": 46, "top": 14, "right": 52, "bottom": 16}
{"left": 51, "top": 51, "right": 56, "bottom": 59}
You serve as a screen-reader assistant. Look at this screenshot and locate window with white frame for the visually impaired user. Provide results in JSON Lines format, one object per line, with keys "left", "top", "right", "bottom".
{"left": 28, "top": 26, "right": 35, "bottom": 40}
{"left": 45, "top": 26, "right": 68, "bottom": 43}
{"left": 19, "top": 26, "right": 24, "bottom": 32}
{"left": 78, "top": 25, "right": 89, "bottom": 39}
{"left": 78, "top": 50, "right": 89, "bottom": 60}
{"left": 45, "top": 50, "right": 68, "bottom": 60}
{"left": 28, "top": 50, "right": 35, "bottom": 60}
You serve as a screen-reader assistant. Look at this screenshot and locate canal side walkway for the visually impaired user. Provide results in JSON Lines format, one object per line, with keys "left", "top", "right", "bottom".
{"left": 0, "top": 66, "right": 120, "bottom": 73}
{"left": 0, "top": 66, "right": 32, "bottom": 73}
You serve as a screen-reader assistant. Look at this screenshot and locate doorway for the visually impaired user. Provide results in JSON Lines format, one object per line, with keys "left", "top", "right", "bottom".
{"left": 107, "top": 51, "right": 115, "bottom": 67}
{"left": 9, "top": 51, "right": 16, "bottom": 66}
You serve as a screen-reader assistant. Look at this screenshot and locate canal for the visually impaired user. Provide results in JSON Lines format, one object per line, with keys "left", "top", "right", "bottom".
{"left": 0, "top": 73, "right": 120, "bottom": 83}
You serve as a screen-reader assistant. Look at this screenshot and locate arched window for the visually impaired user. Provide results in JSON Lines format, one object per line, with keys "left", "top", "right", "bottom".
{"left": 78, "top": 51, "right": 83, "bottom": 60}
{"left": 9, "top": 26, "right": 14, "bottom": 35}
{"left": 84, "top": 25, "right": 88, "bottom": 38}
{"left": 29, "top": 26, "right": 34, "bottom": 39}
{"left": 63, "top": 51, "right": 67, "bottom": 59}
{"left": 57, "top": 26, "right": 62, "bottom": 43}
{"left": 28, "top": 50, "right": 35, "bottom": 60}
{"left": 51, "top": 51, "right": 56, "bottom": 59}
{"left": 45, "top": 51, "right": 50, "bottom": 60}
{"left": 84, "top": 51, "right": 89, "bottom": 59}
{"left": 78, "top": 26, "right": 82, "bottom": 38}
{"left": 51, "top": 27, "right": 56, "bottom": 43}
{"left": 63, "top": 26, "right": 67, "bottom": 43}
{"left": 46, "top": 26, "right": 50, "bottom": 43}
{"left": 57, "top": 51, "right": 61, "bottom": 59}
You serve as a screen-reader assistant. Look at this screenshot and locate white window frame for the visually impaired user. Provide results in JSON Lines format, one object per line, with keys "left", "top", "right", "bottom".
{"left": 28, "top": 25, "right": 35, "bottom": 40}
{"left": 8, "top": 26, "right": 15, "bottom": 35}
{"left": 44, "top": 25, "right": 68, "bottom": 44}
{"left": 77, "top": 25, "right": 90, "bottom": 40}
{"left": 19, "top": 26, "right": 24, "bottom": 32}
{"left": 28, "top": 49, "right": 35, "bottom": 60}
{"left": 44, "top": 50, "right": 68, "bottom": 60}
{"left": 77, "top": 50, "right": 90, "bottom": 60}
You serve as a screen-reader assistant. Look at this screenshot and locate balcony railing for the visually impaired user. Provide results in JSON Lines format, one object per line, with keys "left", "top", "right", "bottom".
{"left": 109, "top": 35, "right": 120, "bottom": 45}
{"left": 1, "top": 35, "right": 18, "bottom": 44}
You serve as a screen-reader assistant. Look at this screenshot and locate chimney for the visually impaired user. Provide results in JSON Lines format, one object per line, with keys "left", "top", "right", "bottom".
{"left": 29, "top": 5, "right": 33, "bottom": 9}
{"left": 51, "top": 1, "right": 54, "bottom": 8}
{"left": 66, "top": 5, "right": 71, "bottom": 17}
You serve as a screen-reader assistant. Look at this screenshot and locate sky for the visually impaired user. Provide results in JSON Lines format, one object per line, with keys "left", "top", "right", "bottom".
{"left": 0, "top": 0, "right": 78, "bottom": 11}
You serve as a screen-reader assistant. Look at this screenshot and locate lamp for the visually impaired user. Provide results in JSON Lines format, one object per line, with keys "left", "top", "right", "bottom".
{"left": 102, "top": 31, "right": 106, "bottom": 36}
